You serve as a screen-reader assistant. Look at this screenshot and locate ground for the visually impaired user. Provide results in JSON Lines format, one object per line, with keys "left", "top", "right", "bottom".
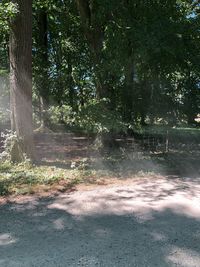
{"left": 0, "top": 175, "right": 200, "bottom": 267}
{"left": 0, "top": 131, "right": 200, "bottom": 266}
{"left": 0, "top": 131, "right": 199, "bottom": 195}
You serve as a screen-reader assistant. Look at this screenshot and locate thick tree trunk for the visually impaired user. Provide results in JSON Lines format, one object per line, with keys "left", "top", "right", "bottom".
{"left": 9, "top": 0, "right": 34, "bottom": 161}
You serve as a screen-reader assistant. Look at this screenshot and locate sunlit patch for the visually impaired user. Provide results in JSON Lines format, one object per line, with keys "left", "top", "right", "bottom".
{"left": 72, "top": 256, "right": 100, "bottom": 266}
{"left": 195, "top": 231, "right": 200, "bottom": 239}
{"left": 53, "top": 218, "right": 65, "bottom": 230}
{"left": 8, "top": 196, "right": 39, "bottom": 212}
{"left": 166, "top": 246, "right": 200, "bottom": 267}
{"left": 72, "top": 215, "right": 85, "bottom": 222}
{"left": 47, "top": 174, "right": 200, "bottom": 222}
{"left": 155, "top": 195, "right": 200, "bottom": 220}
{"left": 9, "top": 202, "right": 37, "bottom": 212}
{"left": 32, "top": 211, "right": 46, "bottom": 217}
{"left": 0, "top": 233, "right": 17, "bottom": 246}
{"left": 134, "top": 210, "right": 155, "bottom": 223}
{"left": 95, "top": 228, "right": 110, "bottom": 237}
{"left": 150, "top": 231, "right": 167, "bottom": 242}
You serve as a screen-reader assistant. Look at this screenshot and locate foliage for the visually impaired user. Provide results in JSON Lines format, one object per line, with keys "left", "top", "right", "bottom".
{"left": 75, "top": 99, "right": 126, "bottom": 133}
{"left": 47, "top": 99, "right": 127, "bottom": 134}
{"left": 0, "top": 108, "right": 9, "bottom": 126}
{"left": 0, "top": 124, "right": 199, "bottom": 196}
{"left": 75, "top": 99, "right": 127, "bottom": 134}
{"left": 48, "top": 105, "right": 75, "bottom": 126}
{"left": 0, "top": 0, "right": 199, "bottom": 128}
{"left": 1, "top": 0, "right": 199, "bottom": 128}
{"left": 0, "top": 131, "right": 20, "bottom": 162}
{"left": 0, "top": 0, "right": 199, "bottom": 166}
{"left": 0, "top": 162, "right": 79, "bottom": 196}
{"left": 0, "top": 1, "right": 18, "bottom": 31}
{"left": 0, "top": 71, "right": 9, "bottom": 126}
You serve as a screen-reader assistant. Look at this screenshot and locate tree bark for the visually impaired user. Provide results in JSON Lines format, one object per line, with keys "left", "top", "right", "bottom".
{"left": 67, "top": 56, "right": 76, "bottom": 110}
{"left": 37, "top": 8, "right": 49, "bottom": 127}
{"left": 76, "top": 0, "right": 118, "bottom": 148}
{"left": 75, "top": 0, "right": 106, "bottom": 99}
{"left": 123, "top": 56, "right": 134, "bottom": 122}
{"left": 9, "top": 0, "right": 34, "bottom": 161}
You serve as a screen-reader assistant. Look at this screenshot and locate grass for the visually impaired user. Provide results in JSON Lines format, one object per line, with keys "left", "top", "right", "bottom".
{"left": 0, "top": 161, "right": 87, "bottom": 196}
{"left": 0, "top": 125, "right": 199, "bottom": 197}
{"left": 0, "top": 159, "right": 129, "bottom": 196}
{"left": 0, "top": 154, "right": 162, "bottom": 197}
{"left": 141, "top": 125, "right": 200, "bottom": 136}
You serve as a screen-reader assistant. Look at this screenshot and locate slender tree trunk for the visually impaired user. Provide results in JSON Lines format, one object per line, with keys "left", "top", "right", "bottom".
{"left": 37, "top": 8, "right": 49, "bottom": 127}
{"left": 123, "top": 57, "right": 134, "bottom": 122}
{"left": 75, "top": 0, "right": 107, "bottom": 99}
{"left": 9, "top": 0, "right": 34, "bottom": 161}
{"left": 79, "top": 86, "right": 84, "bottom": 107}
{"left": 39, "top": 95, "right": 45, "bottom": 128}
{"left": 67, "top": 56, "right": 76, "bottom": 110}
{"left": 76, "top": 0, "right": 117, "bottom": 148}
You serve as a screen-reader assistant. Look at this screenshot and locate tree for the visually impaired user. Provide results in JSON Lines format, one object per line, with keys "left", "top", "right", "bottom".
{"left": 34, "top": 3, "right": 49, "bottom": 128}
{"left": 9, "top": 0, "right": 34, "bottom": 161}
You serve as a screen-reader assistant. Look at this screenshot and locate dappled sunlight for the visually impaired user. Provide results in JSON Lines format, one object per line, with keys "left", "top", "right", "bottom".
{"left": 34, "top": 132, "right": 169, "bottom": 176}
{"left": 48, "top": 176, "right": 200, "bottom": 220}
{"left": 94, "top": 227, "right": 111, "bottom": 238}
{"left": 0, "top": 233, "right": 17, "bottom": 246}
{"left": 166, "top": 247, "right": 200, "bottom": 267}
{"left": 1, "top": 181, "right": 200, "bottom": 266}
{"left": 9, "top": 196, "right": 39, "bottom": 212}
{"left": 68, "top": 256, "right": 102, "bottom": 267}
{"left": 150, "top": 231, "right": 168, "bottom": 242}
{"left": 35, "top": 133, "right": 91, "bottom": 164}
{"left": 53, "top": 218, "right": 65, "bottom": 230}
{"left": 0, "top": 0, "right": 199, "bottom": 265}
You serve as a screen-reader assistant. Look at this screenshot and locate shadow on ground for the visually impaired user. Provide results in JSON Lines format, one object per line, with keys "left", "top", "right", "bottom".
{"left": 0, "top": 175, "right": 200, "bottom": 267}
{"left": 35, "top": 133, "right": 200, "bottom": 178}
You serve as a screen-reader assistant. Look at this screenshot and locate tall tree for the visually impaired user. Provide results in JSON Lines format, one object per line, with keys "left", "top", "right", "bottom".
{"left": 35, "top": 5, "right": 49, "bottom": 127}
{"left": 9, "top": 0, "right": 34, "bottom": 161}
{"left": 76, "top": 0, "right": 112, "bottom": 99}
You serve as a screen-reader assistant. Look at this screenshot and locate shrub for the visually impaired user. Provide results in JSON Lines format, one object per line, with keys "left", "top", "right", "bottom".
{"left": 76, "top": 98, "right": 127, "bottom": 134}
{"left": 0, "top": 130, "right": 26, "bottom": 163}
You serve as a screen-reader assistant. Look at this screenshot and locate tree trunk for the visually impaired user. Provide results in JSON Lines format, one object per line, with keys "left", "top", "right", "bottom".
{"left": 37, "top": 8, "right": 49, "bottom": 127}
{"left": 76, "top": 0, "right": 117, "bottom": 149}
{"left": 67, "top": 57, "right": 76, "bottom": 110}
{"left": 75, "top": 0, "right": 107, "bottom": 100}
{"left": 123, "top": 57, "right": 134, "bottom": 122}
{"left": 9, "top": 0, "right": 34, "bottom": 161}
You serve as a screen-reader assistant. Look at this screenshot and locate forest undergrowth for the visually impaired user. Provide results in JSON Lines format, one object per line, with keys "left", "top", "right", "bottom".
{"left": 0, "top": 128, "right": 199, "bottom": 197}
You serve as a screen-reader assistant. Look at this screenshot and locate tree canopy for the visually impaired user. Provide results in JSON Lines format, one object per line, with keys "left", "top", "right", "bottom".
{"left": 0, "top": 0, "right": 199, "bottom": 160}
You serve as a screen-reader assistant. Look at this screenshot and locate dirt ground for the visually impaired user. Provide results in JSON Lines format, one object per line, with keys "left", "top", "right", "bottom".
{"left": 34, "top": 132, "right": 200, "bottom": 177}
{"left": 1, "top": 174, "right": 200, "bottom": 267}
{"left": 0, "top": 132, "right": 200, "bottom": 266}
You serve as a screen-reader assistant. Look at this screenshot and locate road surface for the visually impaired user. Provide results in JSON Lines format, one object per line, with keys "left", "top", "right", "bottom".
{"left": 0, "top": 176, "right": 200, "bottom": 267}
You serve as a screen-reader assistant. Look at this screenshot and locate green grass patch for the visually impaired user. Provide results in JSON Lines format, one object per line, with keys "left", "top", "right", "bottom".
{"left": 0, "top": 161, "right": 87, "bottom": 196}
{"left": 0, "top": 160, "right": 119, "bottom": 196}
{"left": 137, "top": 125, "right": 200, "bottom": 143}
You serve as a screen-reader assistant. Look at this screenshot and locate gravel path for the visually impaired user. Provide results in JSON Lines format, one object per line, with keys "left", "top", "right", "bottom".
{"left": 0, "top": 176, "right": 200, "bottom": 267}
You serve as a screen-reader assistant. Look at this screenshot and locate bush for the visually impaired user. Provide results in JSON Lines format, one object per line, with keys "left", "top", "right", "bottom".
{"left": 47, "top": 99, "right": 127, "bottom": 135}
{"left": 0, "top": 130, "right": 26, "bottom": 163}
{"left": 76, "top": 98, "right": 127, "bottom": 134}
{"left": 48, "top": 104, "right": 75, "bottom": 126}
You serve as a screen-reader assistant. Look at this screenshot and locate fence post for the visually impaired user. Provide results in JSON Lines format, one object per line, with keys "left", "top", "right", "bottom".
{"left": 165, "top": 130, "right": 169, "bottom": 153}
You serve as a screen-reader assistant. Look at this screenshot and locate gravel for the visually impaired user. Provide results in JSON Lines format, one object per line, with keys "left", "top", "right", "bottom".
{"left": 0, "top": 176, "right": 200, "bottom": 267}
